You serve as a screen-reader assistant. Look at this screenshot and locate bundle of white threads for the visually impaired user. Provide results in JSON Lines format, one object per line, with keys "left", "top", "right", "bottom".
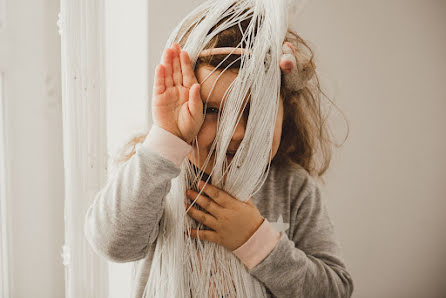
{"left": 136, "top": 0, "right": 309, "bottom": 297}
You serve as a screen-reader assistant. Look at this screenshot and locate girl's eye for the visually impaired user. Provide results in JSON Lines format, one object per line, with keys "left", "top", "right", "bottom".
{"left": 204, "top": 107, "right": 219, "bottom": 114}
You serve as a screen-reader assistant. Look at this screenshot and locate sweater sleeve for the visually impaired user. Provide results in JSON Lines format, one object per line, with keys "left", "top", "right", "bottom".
{"left": 84, "top": 125, "right": 192, "bottom": 263}
{"left": 247, "top": 175, "right": 354, "bottom": 298}
{"left": 232, "top": 218, "right": 281, "bottom": 269}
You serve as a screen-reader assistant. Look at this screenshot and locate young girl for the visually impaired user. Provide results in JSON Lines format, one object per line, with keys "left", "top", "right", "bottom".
{"left": 84, "top": 1, "right": 354, "bottom": 297}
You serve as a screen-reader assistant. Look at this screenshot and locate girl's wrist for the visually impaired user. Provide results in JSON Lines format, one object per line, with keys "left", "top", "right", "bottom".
{"left": 142, "top": 124, "right": 193, "bottom": 167}
{"left": 232, "top": 218, "right": 281, "bottom": 270}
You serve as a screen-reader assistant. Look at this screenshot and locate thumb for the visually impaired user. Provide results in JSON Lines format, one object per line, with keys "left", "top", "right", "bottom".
{"left": 188, "top": 83, "right": 202, "bottom": 120}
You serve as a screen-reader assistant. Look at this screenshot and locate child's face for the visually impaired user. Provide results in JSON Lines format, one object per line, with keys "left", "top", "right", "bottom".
{"left": 187, "top": 64, "right": 284, "bottom": 175}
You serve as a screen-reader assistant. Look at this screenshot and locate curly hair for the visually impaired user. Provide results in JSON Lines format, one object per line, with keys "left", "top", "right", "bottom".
{"left": 113, "top": 9, "right": 349, "bottom": 184}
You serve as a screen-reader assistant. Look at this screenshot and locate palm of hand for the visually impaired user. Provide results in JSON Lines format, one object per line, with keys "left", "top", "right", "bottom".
{"left": 153, "top": 85, "right": 191, "bottom": 136}
{"left": 152, "top": 42, "right": 203, "bottom": 144}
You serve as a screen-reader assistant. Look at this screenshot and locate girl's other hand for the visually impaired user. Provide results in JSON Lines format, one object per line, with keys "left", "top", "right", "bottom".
{"left": 185, "top": 181, "right": 264, "bottom": 251}
{"left": 152, "top": 42, "right": 204, "bottom": 144}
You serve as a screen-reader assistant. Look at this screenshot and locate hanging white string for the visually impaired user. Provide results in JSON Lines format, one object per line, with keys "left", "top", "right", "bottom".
{"left": 135, "top": 0, "right": 309, "bottom": 297}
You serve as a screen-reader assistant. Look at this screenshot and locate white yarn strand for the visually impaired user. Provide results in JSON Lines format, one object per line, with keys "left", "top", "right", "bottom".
{"left": 137, "top": 0, "right": 308, "bottom": 297}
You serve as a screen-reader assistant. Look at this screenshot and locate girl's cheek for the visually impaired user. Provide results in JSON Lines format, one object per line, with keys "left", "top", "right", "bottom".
{"left": 197, "top": 119, "right": 217, "bottom": 148}
{"left": 188, "top": 118, "right": 218, "bottom": 165}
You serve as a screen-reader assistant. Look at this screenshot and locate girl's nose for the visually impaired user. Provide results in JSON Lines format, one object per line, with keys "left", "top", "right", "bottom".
{"left": 231, "top": 112, "right": 247, "bottom": 142}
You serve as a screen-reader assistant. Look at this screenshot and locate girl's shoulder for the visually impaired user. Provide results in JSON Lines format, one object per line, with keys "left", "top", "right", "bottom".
{"left": 267, "top": 161, "right": 316, "bottom": 198}
{"left": 267, "top": 162, "right": 325, "bottom": 216}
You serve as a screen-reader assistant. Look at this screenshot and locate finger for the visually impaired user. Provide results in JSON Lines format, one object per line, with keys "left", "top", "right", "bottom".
{"left": 172, "top": 43, "right": 183, "bottom": 86}
{"left": 153, "top": 64, "right": 166, "bottom": 95}
{"left": 190, "top": 228, "right": 220, "bottom": 244}
{"left": 180, "top": 49, "right": 198, "bottom": 88}
{"left": 162, "top": 47, "right": 174, "bottom": 88}
{"left": 279, "top": 59, "right": 294, "bottom": 74}
{"left": 186, "top": 189, "right": 224, "bottom": 216}
{"left": 283, "top": 41, "right": 296, "bottom": 56}
{"left": 187, "top": 84, "right": 203, "bottom": 121}
{"left": 186, "top": 203, "right": 218, "bottom": 230}
{"left": 197, "top": 180, "right": 232, "bottom": 208}
{"left": 246, "top": 198, "right": 255, "bottom": 206}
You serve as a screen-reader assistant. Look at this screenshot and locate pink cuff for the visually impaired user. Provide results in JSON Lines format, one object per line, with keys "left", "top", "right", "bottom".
{"left": 232, "top": 218, "right": 281, "bottom": 270}
{"left": 141, "top": 125, "right": 193, "bottom": 168}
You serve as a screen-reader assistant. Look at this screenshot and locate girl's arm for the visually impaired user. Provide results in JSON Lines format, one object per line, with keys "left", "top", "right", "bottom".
{"left": 84, "top": 125, "right": 192, "bottom": 263}
{"left": 243, "top": 175, "right": 354, "bottom": 298}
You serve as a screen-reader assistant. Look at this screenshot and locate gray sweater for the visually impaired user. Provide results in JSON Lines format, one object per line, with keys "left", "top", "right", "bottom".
{"left": 84, "top": 129, "right": 354, "bottom": 298}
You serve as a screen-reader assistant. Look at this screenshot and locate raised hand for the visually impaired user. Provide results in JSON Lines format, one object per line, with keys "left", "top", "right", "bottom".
{"left": 152, "top": 42, "right": 204, "bottom": 144}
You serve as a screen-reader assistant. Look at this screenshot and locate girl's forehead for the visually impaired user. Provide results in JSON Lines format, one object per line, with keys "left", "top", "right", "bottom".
{"left": 195, "top": 64, "right": 244, "bottom": 104}
{"left": 195, "top": 64, "right": 238, "bottom": 85}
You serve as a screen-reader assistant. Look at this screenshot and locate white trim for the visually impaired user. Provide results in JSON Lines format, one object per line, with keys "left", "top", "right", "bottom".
{"left": 0, "top": 0, "right": 5, "bottom": 30}
{"left": 59, "top": 0, "right": 109, "bottom": 296}
{"left": 0, "top": 72, "right": 11, "bottom": 298}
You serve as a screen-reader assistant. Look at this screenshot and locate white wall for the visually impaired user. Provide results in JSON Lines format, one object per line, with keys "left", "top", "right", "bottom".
{"left": 105, "top": 1, "right": 148, "bottom": 297}
{"left": 0, "top": 0, "right": 65, "bottom": 297}
{"left": 293, "top": 1, "right": 446, "bottom": 297}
